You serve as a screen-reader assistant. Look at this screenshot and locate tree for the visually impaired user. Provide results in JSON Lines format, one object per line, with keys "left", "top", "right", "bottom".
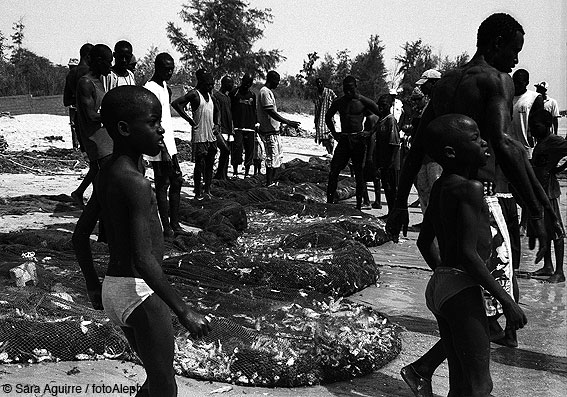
{"left": 438, "top": 52, "right": 469, "bottom": 74}
{"left": 395, "top": 39, "right": 437, "bottom": 96}
{"left": 134, "top": 46, "right": 160, "bottom": 85}
{"left": 166, "top": 0, "right": 283, "bottom": 80}
{"left": 350, "top": 35, "right": 388, "bottom": 99}
{"left": 10, "top": 18, "right": 24, "bottom": 51}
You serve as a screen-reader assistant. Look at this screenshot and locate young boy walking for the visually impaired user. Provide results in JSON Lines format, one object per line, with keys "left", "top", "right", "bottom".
{"left": 416, "top": 114, "right": 526, "bottom": 396}
{"left": 91, "top": 86, "right": 211, "bottom": 396}
{"left": 528, "top": 109, "right": 566, "bottom": 283}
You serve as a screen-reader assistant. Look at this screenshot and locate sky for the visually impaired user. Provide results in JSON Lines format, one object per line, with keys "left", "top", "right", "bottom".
{"left": 1, "top": 0, "right": 566, "bottom": 108}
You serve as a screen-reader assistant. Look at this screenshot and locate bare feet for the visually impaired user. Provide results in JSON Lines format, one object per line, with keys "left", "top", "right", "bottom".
{"left": 531, "top": 267, "right": 554, "bottom": 277}
{"left": 400, "top": 364, "right": 433, "bottom": 397}
{"left": 546, "top": 273, "right": 565, "bottom": 283}
{"left": 70, "top": 191, "right": 85, "bottom": 209}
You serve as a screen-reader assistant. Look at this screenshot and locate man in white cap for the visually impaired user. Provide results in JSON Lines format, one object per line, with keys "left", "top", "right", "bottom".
{"left": 535, "top": 81, "right": 560, "bottom": 134}
{"left": 415, "top": 69, "right": 441, "bottom": 98}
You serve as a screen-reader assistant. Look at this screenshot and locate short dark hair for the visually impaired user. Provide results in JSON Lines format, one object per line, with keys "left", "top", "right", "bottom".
{"left": 155, "top": 52, "right": 173, "bottom": 66}
{"left": 89, "top": 44, "right": 112, "bottom": 61}
{"left": 114, "top": 40, "right": 133, "bottom": 52}
{"left": 266, "top": 70, "right": 280, "bottom": 82}
{"left": 424, "top": 114, "right": 479, "bottom": 166}
{"left": 101, "top": 86, "right": 159, "bottom": 140}
{"left": 343, "top": 75, "right": 357, "bottom": 85}
{"left": 512, "top": 68, "right": 529, "bottom": 81}
{"left": 378, "top": 94, "right": 393, "bottom": 107}
{"left": 79, "top": 43, "right": 93, "bottom": 58}
{"left": 477, "top": 13, "right": 524, "bottom": 48}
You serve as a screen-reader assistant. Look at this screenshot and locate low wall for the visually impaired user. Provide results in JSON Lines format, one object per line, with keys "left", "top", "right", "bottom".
{"left": 0, "top": 94, "right": 67, "bottom": 116}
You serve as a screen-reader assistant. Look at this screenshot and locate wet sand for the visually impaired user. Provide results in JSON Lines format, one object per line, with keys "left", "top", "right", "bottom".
{"left": 0, "top": 116, "right": 565, "bottom": 396}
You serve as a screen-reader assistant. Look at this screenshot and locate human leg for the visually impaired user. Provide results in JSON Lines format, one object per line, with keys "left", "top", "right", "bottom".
{"left": 441, "top": 287, "right": 493, "bottom": 397}
{"left": 203, "top": 143, "right": 217, "bottom": 196}
{"left": 193, "top": 151, "right": 204, "bottom": 199}
{"left": 326, "top": 138, "right": 350, "bottom": 203}
{"left": 350, "top": 139, "right": 366, "bottom": 209}
{"left": 547, "top": 238, "right": 565, "bottom": 283}
{"left": 125, "top": 294, "right": 177, "bottom": 397}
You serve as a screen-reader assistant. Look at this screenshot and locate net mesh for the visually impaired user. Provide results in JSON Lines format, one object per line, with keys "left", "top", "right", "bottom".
{"left": 0, "top": 153, "right": 400, "bottom": 387}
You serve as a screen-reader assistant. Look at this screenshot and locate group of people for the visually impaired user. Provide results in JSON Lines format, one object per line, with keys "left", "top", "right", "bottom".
{"left": 62, "top": 37, "right": 306, "bottom": 394}
{"left": 61, "top": 11, "right": 566, "bottom": 397}
{"left": 309, "top": 12, "right": 564, "bottom": 397}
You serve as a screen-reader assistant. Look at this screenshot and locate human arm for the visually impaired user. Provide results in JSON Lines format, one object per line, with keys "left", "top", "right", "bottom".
{"left": 128, "top": 177, "right": 210, "bottom": 337}
{"left": 72, "top": 197, "right": 103, "bottom": 310}
{"left": 488, "top": 76, "right": 552, "bottom": 259}
{"left": 263, "top": 107, "right": 300, "bottom": 129}
{"left": 171, "top": 91, "right": 198, "bottom": 128}
{"left": 458, "top": 181, "right": 527, "bottom": 331}
{"left": 63, "top": 72, "right": 75, "bottom": 107}
{"left": 324, "top": 100, "right": 340, "bottom": 138}
{"left": 416, "top": 209, "right": 441, "bottom": 271}
{"left": 76, "top": 77, "right": 102, "bottom": 126}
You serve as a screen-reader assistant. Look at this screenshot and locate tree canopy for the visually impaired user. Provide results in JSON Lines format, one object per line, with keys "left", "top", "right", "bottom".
{"left": 166, "top": 0, "right": 283, "bottom": 80}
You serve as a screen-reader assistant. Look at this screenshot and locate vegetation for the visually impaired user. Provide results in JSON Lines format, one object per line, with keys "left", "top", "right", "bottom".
{"left": 166, "top": 0, "right": 282, "bottom": 81}
{"left": 0, "top": 18, "right": 67, "bottom": 97}
{"left": 0, "top": 11, "right": 490, "bottom": 116}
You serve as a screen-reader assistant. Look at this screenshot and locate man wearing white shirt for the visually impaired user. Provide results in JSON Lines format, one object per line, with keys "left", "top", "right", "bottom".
{"left": 535, "top": 81, "right": 560, "bottom": 134}
{"left": 144, "top": 53, "right": 183, "bottom": 238}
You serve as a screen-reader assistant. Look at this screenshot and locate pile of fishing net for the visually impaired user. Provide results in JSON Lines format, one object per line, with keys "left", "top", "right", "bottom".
{"left": 0, "top": 155, "right": 400, "bottom": 387}
{"left": 0, "top": 148, "right": 87, "bottom": 174}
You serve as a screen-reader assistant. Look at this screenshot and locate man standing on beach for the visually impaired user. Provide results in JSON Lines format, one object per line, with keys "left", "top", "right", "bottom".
{"left": 386, "top": 13, "right": 561, "bottom": 394}
{"left": 71, "top": 44, "right": 113, "bottom": 208}
{"left": 313, "top": 77, "right": 336, "bottom": 157}
{"left": 324, "top": 75, "right": 381, "bottom": 210}
{"left": 171, "top": 69, "right": 218, "bottom": 199}
{"left": 63, "top": 43, "right": 92, "bottom": 152}
{"left": 143, "top": 53, "right": 184, "bottom": 238}
{"left": 213, "top": 75, "right": 234, "bottom": 180}
{"left": 535, "top": 81, "right": 560, "bottom": 134}
{"left": 72, "top": 44, "right": 114, "bottom": 307}
{"left": 231, "top": 74, "right": 257, "bottom": 178}
{"left": 256, "top": 70, "right": 301, "bottom": 186}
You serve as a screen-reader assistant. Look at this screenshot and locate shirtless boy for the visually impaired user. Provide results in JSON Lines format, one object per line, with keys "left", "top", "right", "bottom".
{"left": 325, "top": 75, "right": 381, "bottom": 210}
{"left": 417, "top": 114, "right": 527, "bottom": 396}
{"left": 93, "top": 86, "right": 210, "bottom": 396}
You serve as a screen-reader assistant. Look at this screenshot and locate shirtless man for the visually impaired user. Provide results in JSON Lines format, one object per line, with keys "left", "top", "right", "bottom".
{"left": 387, "top": 13, "right": 557, "bottom": 258}
{"left": 63, "top": 43, "right": 92, "bottom": 153}
{"left": 325, "top": 75, "right": 381, "bottom": 210}
{"left": 72, "top": 44, "right": 114, "bottom": 306}
{"left": 91, "top": 86, "right": 210, "bottom": 396}
{"left": 418, "top": 114, "right": 526, "bottom": 396}
{"left": 386, "top": 13, "right": 559, "bottom": 395}
{"left": 171, "top": 70, "right": 218, "bottom": 199}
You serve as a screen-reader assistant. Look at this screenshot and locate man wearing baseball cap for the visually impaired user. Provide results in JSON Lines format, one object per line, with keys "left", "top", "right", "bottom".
{"left": 535, "top": 81, "right": 560, "bottom": 134}
{"left": 415, "top": 69, "right": 441, "bottom": 97}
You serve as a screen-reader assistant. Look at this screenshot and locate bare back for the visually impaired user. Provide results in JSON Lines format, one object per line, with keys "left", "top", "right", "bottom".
{"left": 96, "top": 155, "right": 164, "bottom": 277}
{"left": 426, "top": 62, "right": 515, "bottom": 186}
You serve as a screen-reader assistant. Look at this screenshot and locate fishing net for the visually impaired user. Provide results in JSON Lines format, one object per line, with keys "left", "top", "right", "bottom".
{"left": 0, "top": 155, "right": 400, "bottom": 387}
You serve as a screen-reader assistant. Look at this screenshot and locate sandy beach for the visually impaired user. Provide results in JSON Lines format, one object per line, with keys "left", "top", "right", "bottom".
{"left": 0, "top": 114, "right": 565, "bottom": 396}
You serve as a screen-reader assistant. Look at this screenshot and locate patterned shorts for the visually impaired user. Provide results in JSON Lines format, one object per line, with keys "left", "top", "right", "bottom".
{"left": 259, "top": 132, "right": 283, "bottom": 168}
